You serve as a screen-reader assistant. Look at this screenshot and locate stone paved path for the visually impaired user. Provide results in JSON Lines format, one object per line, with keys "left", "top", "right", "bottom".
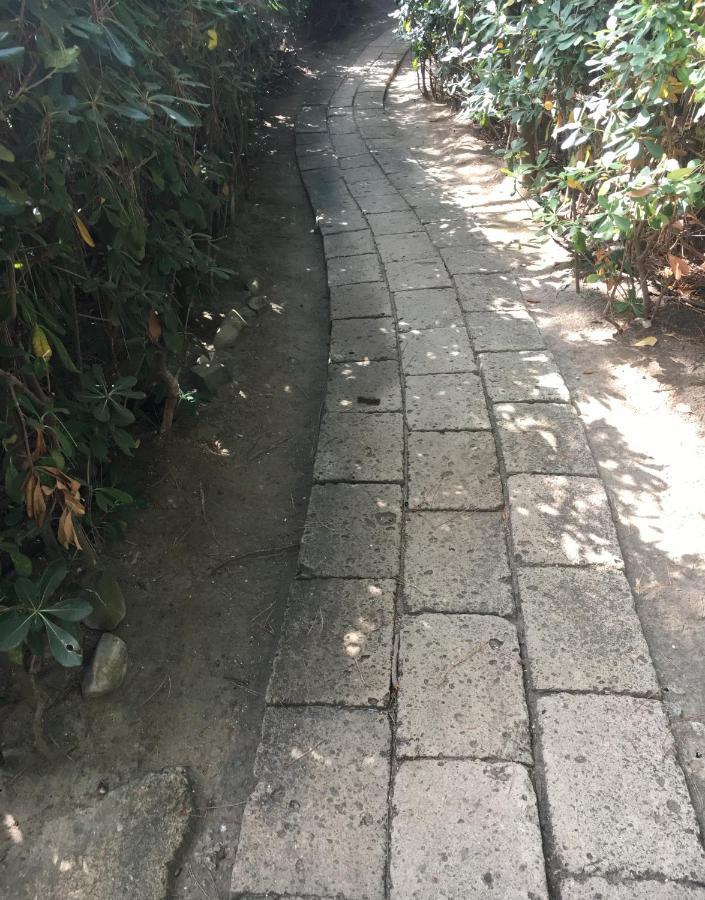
{"left": 230, "top": 27, "right": 705, "bottom": 900}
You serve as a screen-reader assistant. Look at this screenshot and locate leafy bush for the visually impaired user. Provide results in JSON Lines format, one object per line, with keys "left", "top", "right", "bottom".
{"left": 0, "top": 0, "right": 316, "bottom": 666}
{"left": 398, "top": 0, "right": 705, "bottom": 315}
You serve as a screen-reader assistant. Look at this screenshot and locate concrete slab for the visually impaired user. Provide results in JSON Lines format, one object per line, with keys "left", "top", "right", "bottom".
{"left": 440, "top": 246, "right": 513, "bottom": 275}
{"left": 537, "top": 694, "right": 705, "bottom": 880}
{"left": 508, "top": 474, "right": 623, "bottom": 568}
{"left": 330, "top": 282, "right": 392, "bottom": 319}
{"left": 300, "top": 483, "right": 402, "bottom": 577}
{"left": 403, "top": 511, "right": 513, "bottom": 614}
{"left": 396, "top": 614, "right": 531, "bottom": 761}
{"left": 356, "top": 192, "right": 411, "bottom": 214}
{"left": 314, "top": 411, "right": 403, "bottom": 482}
{"left": 385, "top": 260, "right": 453, "bottom": 292}
{"left": 465, "top": 309, "right": 545, "bottom": 352}
{"left": 391, "top": 759, "right": 548, "bottom": 899}
{"left": 405, "top": 373, "right": 490, "bottom": 431}
{"left": 394, "top": 288, "right": 462, "bottom": 331}
{"left": 558, "top": 876, "right": 705, "bottom": 899}
{"left": 330, "top": 317, "right": 397, "bottom": 362}
{"left": 480, "top": 350, "right": 570, "bottom": 402}
{"left": 326, "top": 360, "right": 402, "bottom": 413}
{"left": 425, "top": 219, "right": 482, "bottom": 248}
{"left": 267, "top": 578, "right": 395, "bottom": 706}
{"left": 455, "top": 272, "right": 525, "bottom": 311}
{"left": 518, "top": 568, "right": 659, "bottom": 693}
{"left": 408, "top": 431, "right": 502, "bottom": 510}
{"left": 495, "top": 402, "right": 597, "bottom": 475}
{"left": 376, "top": 232, "right": 437, "bottom": 263}
{"left": 324, "top": 229, "right": 376, "bottom": 258}
{"left": 367, "top": 210, "right": 422, "bottom": 235}
{"left": 328, "top": 253, "right": 383, "bottom": 286}
{"left": 231, "top": 707, "right": 389, "bottom": 899}
{"left": 400, "top": 326, "right": 477, "bottom": 375}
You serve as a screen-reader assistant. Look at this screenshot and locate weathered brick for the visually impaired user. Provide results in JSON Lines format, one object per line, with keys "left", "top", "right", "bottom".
{"left": 314, "top": 411, "right": 403, "bottom": 482}
{"left": 408, "top": 431, "right": 501, "bottom": 510}
{"left": 480, "top": 350, "right": 570, "bottom": 402}
{"left": 330, "top": 317, "right": 397, "bottom": 362}
{"left": 326, "top": 360, "right": 402, "bottom": 413}
{"left": 495, "top": 402, "right": 597, "bottom": 475}
{"left": 400, "top": 326, "right": 477, "bottom": 375}
{"left": 405, "top": 373, "right": 490, "bottom": 431}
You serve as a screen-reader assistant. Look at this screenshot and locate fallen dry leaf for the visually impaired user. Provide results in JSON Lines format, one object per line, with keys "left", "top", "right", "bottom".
{"left": 633, "top": 336, "right": 658, "bottom": 347}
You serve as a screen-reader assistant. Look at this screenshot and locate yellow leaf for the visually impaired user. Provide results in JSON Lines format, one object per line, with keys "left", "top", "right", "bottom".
{"left": 207, "top": 28, "right": 218, "bottom": 50}
{"left": 668, "top": 252, "right": 690, "bottom": 280}
{"left": 633, "top": 336, "right": 657, "bottom": 347}
{"left": 567, "top": 176, "right": 584, "bottom": 191}
{"left": 73, "top": 212, "right": 95, "bottom": 248}
{"left": 543, "top": 99, "right": 554, "bottom": 111}
{"left": 32, "top": 325, "right": 52, "bottom": 361}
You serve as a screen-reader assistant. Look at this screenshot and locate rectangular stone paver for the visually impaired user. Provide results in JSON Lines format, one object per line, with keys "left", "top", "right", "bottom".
{"left": 408, "top": 431, "right": 501, "bottom": 510}
{"left": 231, "top": 707, "right": 389, "bottom": 899}
{"left": 367, "top": 210, "right": 421, "bottom": 235}
{"left": 326, "top": 361, "right": 402, "bottom": 413}
{"left": 508, "top": 474, "right": 622, "bottom": 567}
{"left": 328, "top": 253, "right": 383, "bottom": 286}
{"left": 267, "top": 579, "right": 395, "bottom": 706}
{"left": 440, "top": 246, "right": 512, "bottom": 275}
{"left": 400, "top": 326, "right": 476, "bottom": 375}
{"left": 324, "top": 230, "right": 376, "bottom": 258}
{"left": 537, "top": 694, "right": 705, "bottom": 881}
{"left": 394, "top": 288, "right": 462, "bottom": 331}
{"left": 480, "top": 350, "right": 570, "bottom": 402}
{"left": 397, "top": 615, "right": 531, "bottom": 761}
{"left": 403, "top": 511, "right": 513, "bottom": 614}
{"left": 558, "top": 878, "right": 705, "bottom": 899}
{"left": 356, "top": 193, "right": 411, "bottom": 215}
{"left": 375, "top": 232, "right": 437, "bottom": 263}
{"left": 300, "top": 483, "right": 402, "bottom": 577}
{"left": 385, "top": 260, "right": 452, "bottom": 292}
{"left": 455, "top": 272, "right": 525, "bottom": 312}
{"left": 330, "top": 282, "right": 392, "bottom": 319}
{"left": 391, "top": 759, "right": 548, "bottom": 899}
{"left": 405, "top": 373, "right": 490, "bottom": 431}
{"left": 496, "top": 402, "right": 597, "bottom": 475}
{"left": 518, "top": 568, "right": 658, "bottom": 693}
{"left": 425, "top": 219, "right": 481, "bottom": 248}
{"left": 314, "top": 411, "right": 403, "bottom": 482}
{"left": 465, "top": 309, "right": 545, "bottom": 352}
{"left": 330, "top": 316, "right": 397, "bottom": 362}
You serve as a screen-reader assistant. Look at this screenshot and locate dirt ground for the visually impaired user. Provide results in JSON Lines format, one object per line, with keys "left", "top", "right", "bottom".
{"left": 388, "top": 59, "right": 705, "bottom": 825}
{"left": 0, "top": 6, "right": 393, "bottom": 899}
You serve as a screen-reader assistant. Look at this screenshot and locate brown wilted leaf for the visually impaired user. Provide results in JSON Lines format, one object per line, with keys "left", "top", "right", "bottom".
{"left": 668, "top": 253, "right": 690, "bottom": 281}
{"left": 58, "top": 507, "right": 82, "bottom": 551}
{"left": 147, "top": 310, "right": 162, "bottom": 343}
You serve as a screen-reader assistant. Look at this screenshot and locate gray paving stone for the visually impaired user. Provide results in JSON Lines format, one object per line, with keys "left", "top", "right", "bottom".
{"left": 508, "top": 474, "right": 622, "bottom": 567}
{"left": 408, "top": 431, "right": 502, "bottom": 510}
{"left": 297, "top": 145, "right": 338, "bottom": 171}
{"left": 455, "top": 272, "right": 525, "bottom": 311}
{"left": 343, "top": 168, "right": 390, "bottom": 188}
{"left": 326, "top": 360, "right": 402, "bottom": 413}
{"left": 391, "top": 759, "right": 548, "bottom": 899}
{"left": 338, "top": 153, "right": 377, "bottom": 170}
{"left": 400, "top": 326, "right": 477, "bottom": 375}
{"left": 518, "top": 568, "right": 659, "bottom": 693}
{"left": 314, "top": 411, "right": 403, "bottom": 482}
{"left": 331, "top": 133, "right": 367, "bottom": 156}
{"left": 385, "top": 260, "right": 453, "bottom": 292}
{"left": 231, "top": 707, "right": 389, "bottom": 899}
{"left": 395, "top": 288, "right": 463, "bottom": 331}
{"left": 356, "top": 191, "right": 410, "bottom": 214}
{"left": 558, "top": 878, "right": 705, "bottom": 900}
{"left": 375, "top": 232, "right": 437, "bottom": 263}
{"left": 324, "top": 229, "right": 376, "bottom": 258}
{"left": 480, "top": 350, "right": 570, "bottom": 402}
{"left": 405, "top": 373, "right": 490, "bottom": 431}
{"left": 330, "top": 282, "right": 392, "bottom": 319}
{"left": 397, "top": 615, "right": 531, "bottom": 761}
{"left": 328, "top": 253, "right": 383, "bottom": 286}
{"left": 330, "top": 316, "right": 397, "bottom": 362}
{"left": 537, "top": 694, "right": 705, "bottom": 881}
{"left": 425, "top": 218, "right": 482, "bottom": 248}
{"left": 495, "top": 402, "right": 597, "bottom": 475}
{"left": 440, "top": 246, "right": 513, "bottom": 275}
{"left": 295, "top": 105, "right": 328, "bottom": 133}
{"left": 300, "top": 483, "right": 402, "bottom": 577}
{"left": 465, "top": 309, "right": 545, "bottom": 352}
{"left": 267, "top": 579, "right": 395, "bottom": 707}
{"left": 367, "top": 210, "right": 420, "bottom": 235}
{"left": 403, "top": 511, "right": 513, "bottom": 614}
{"left": 329, "top": 115, "right": 358, "bottom": 134}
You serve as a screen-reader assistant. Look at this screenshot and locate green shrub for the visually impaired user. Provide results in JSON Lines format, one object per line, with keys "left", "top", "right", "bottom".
{"left": 0, "top": 0, "right": 312, "bottom": 666}
{"left": 398, "top": 0, "right": 705, "bottom": 315}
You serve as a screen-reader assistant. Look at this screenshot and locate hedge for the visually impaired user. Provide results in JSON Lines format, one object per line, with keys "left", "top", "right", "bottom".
{"left": 398, "top": 0, "right": 705, "bottom": 317}
{"left": 0, "top": 0, "right": 330, "bottom": 666}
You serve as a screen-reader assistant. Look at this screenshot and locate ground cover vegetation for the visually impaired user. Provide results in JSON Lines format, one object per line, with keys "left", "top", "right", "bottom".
{"left": 398, "top": 0, "right": 705, "bottom": 318}
{"left": 0, "top": 0, "right": 349, "bottom": 671}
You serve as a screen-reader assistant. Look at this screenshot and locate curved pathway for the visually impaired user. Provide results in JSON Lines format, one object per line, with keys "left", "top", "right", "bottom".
{"left": 231, "top": 26, "right": 705, "bottom": 900}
